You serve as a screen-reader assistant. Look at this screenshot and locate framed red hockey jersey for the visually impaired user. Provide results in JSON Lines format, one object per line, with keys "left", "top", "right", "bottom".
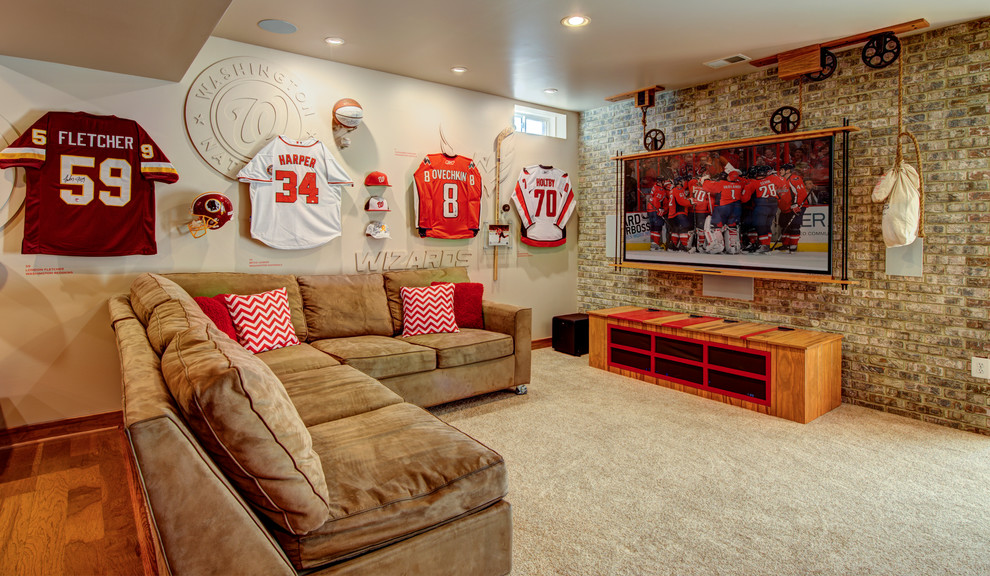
{"left": 413, "top": 153, "right": 482, "bottom": 239}
{"left": 511, "top": 164, "right": 576, "bottom": 247}
{"left": 237, "top": 136, "right": 352, "bottom": 249}
{"left": 0, "top": 111, "right": 178, "bottom": 256}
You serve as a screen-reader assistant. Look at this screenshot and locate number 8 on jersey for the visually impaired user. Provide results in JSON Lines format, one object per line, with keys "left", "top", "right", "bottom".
{"left": 413, "top": 153, "right": 482, "bottom": 239}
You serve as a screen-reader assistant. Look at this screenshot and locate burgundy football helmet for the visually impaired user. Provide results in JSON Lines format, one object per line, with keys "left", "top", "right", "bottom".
{"left": 188, "top": 192, "right": 234, "bottom": 237}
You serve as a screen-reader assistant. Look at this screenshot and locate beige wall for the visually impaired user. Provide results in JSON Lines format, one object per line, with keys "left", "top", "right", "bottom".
{"left": 0, "top": 37, "right": 579, "bottom": 428}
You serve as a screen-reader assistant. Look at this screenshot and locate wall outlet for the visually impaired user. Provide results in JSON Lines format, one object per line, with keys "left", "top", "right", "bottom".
{"left": 973, "top": 357, "right": 990, "bottom": 379}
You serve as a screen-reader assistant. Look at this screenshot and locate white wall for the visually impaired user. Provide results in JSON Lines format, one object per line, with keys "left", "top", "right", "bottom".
{"left": 0, "top": 37, "right": 579, "bottom": 428}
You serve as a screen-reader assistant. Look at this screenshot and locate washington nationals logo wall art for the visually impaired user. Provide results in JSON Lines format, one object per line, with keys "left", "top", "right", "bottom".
{"left": 0, "top": 114, "right": 25, "bottom": 232}
{"left": 184, "top": 57, "right": 319, "bottom": 179}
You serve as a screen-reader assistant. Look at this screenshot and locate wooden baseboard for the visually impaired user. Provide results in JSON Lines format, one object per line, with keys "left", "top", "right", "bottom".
{"left": 0, "top": 411, "right": 123, "bottom": 447}
{"left": 532, "top": 337, "right": 552, "bottom": 350}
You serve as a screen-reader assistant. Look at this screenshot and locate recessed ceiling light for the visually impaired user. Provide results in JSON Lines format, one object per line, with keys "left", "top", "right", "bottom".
{"left": 257, "top": 19, "right": 297, "bottom": 34}
{"left": 324, "top": 37, "right": 345, "bottom": 46}
{"left": 561, "top": 15, "right": 590, "bottom": 27}
{"left": 450, "top": 66, "right": 468, "bottom": 74}
{"left": 544, "top": 88, "right": 559, "bottom": 94}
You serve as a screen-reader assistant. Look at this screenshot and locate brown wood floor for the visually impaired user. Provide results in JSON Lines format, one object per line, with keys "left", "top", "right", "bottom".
{"left": 0, "top": 425, "right": 152, "bottom": 576}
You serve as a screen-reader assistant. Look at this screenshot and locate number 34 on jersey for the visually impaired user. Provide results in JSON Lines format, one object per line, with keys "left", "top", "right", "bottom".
{"left": 413, "top": 153, "right": 482, "bottom": 240}
{"left": 237, "top": 136, "right": 352, "bottom": 250}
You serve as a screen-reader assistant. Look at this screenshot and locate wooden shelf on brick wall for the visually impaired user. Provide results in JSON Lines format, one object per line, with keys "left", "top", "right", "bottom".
{"left": 614, "top": 261, "right": 857, "bottom": 285}
{"left": 612, "top": 125, "right": 859, "bottom": 161}
{"left": 605, "top": 85, "right": 665, "bottom": 103}
{"left": 748, "top": 19, "right": 930, "bottom": 79}
{"left": 588, "top": 306, "right": 843, "bottom": 424}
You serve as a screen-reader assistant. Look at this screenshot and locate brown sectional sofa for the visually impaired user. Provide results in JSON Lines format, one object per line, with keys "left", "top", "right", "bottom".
{"left": 110, "top": 266, "right": 529, "bottom": 575}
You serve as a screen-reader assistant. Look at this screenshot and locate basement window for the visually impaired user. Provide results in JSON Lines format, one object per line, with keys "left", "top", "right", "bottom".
{"left": 513, "top": 105, "right": 566, "bottom": 139}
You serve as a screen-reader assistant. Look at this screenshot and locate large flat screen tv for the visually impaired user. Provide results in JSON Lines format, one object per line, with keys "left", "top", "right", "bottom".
{"left": 622, "top": 133, "right": 834, "bottom": 276}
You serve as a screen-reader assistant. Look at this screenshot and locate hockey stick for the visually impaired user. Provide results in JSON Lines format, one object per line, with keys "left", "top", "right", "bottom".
{"left": 770, "top": 211, "right": 799, "bottom": 251}
{"left": 660, "top": 214, "right": 670, "bottom": 249}
{"left": 493, "top": 126, "right": 514, "bottom": 280}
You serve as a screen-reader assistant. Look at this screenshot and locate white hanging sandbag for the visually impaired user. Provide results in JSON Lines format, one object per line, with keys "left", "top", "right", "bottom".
{"left": 872, "top": 161, "right": 920, "bottom": 248}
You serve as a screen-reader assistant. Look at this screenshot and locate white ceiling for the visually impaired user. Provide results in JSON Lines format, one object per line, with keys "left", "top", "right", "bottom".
{"left": 2, "top": 1, "right": 989, "bottom": 112}
{"left": 0, "top": 0, "right": 231, "bottom": 82}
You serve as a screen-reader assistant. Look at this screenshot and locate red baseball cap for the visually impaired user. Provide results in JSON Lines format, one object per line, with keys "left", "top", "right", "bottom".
{"left": 364, "top": 171, "right": 391, "bottom": 187}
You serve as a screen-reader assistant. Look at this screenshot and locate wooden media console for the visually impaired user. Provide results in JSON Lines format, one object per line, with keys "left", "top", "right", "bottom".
{"left": 588, "top": 306, "right": 842, "bottom": 423}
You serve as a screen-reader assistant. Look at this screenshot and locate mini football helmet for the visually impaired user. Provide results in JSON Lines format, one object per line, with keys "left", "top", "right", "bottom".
{"left": 188, "top": 192, "right": 234, "bottom": 238}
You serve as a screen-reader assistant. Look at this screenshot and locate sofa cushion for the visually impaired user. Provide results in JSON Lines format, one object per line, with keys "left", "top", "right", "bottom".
{"left": 164, "top": 273, "right": 308, "bottom": 341}
{"left": 433, "top": 281, "right": 484, "bottom": 329}
{"left": 223, "top": 288, "right": 301, "bottom": 353}
{"left": 255, "top": 342, "right": 340, "bottom": 378}
{"left": 310, "top": 336, "right": 435, "bottom": 379}
{"left": 401, "top": 329, "right": 513, "bottom": 369}
{"left": 130, "top": 273, "right": 200, "bottom": 326}
{"left": 378, "top": 356, "right": 516, "bottom": 409}
{"left": 400, "top": 283, "right": 459, "bottom": 337}
{"left": 383, "top": 267, "right": 471, "bottom": 334}
{"left": 275, "top": 403, "right": 507, "bottom": 569}
{"left": 161, "top": 324, "right": 330, "bottom": 535}
{"left": 146, "top": 298, "right": 212, "bottom": 356}
{"left": 278, "top": 365, "right": 402, "bottom": 426}
{"left": 297, "top": 273, "right": 393, "bottom": 339}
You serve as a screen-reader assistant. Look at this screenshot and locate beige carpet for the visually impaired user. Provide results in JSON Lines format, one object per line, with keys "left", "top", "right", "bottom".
{"left": 431, "top": 348, "right": 990, "bottom": 576}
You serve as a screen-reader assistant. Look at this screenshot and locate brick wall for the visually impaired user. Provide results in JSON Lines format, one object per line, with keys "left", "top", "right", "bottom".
{"left": 577, "top": 18, "right": 990, "bottom": 435}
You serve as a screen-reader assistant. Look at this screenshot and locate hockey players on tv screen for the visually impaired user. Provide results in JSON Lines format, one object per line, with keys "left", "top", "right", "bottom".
{"left": 622, "top": 135, "right": 833, "bottom": 275}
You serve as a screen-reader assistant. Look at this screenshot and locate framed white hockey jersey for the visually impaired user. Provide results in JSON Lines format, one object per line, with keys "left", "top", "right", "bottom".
{"left": 511, "top": 164, "right": 576, "bottom": 247}
{"left": 237, "top": 136, "right": 352, "bottom": 249}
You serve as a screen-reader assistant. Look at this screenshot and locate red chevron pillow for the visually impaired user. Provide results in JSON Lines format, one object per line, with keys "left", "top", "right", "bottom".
{"left": 400, "top": 283, "right": 459, "bottom": 337}
{"left": 223, "top": 288, "right": 300, "bottom": 353}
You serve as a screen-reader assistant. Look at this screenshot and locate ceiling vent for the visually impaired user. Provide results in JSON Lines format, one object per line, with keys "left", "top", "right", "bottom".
{"left": 704, "top": 54, "right": 751, "bottom": 69}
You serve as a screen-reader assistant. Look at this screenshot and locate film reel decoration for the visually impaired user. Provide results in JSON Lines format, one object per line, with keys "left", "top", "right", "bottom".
{"left": 805, "top": 48, "right": 837, "bottom": 82}
{"left": 643, "top": 128, "right": 666, "bottom": 151}
{"left": 862, "top": 32, "right": 901, "bottom": 69}
{"left": 769, "top": 106, "right": 801, "bottom": 134}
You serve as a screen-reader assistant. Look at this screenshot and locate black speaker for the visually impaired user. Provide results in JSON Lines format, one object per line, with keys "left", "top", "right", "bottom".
{"left": 552, "top": 313, "right": 589, "bottom": 356}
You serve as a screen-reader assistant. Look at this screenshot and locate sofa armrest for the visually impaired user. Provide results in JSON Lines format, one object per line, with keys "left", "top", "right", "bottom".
{"left": 112, "top": 294, "right": 296, "bottom": 576}
{"left": 109, "top": 294, "right": 139, "bottom": 327}
{"left": 482, "top": 300, "right": 531, "bottom": 386}
{"left": 129, "top": 418, "right": 296, "bottom": 576}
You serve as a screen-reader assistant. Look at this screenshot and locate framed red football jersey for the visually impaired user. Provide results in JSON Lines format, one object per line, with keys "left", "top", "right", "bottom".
{"left": 0, "top": 111, "right": 178, "bottom": 256}
{"left": 413, "top": 153, "right": 482, "bottom": 239}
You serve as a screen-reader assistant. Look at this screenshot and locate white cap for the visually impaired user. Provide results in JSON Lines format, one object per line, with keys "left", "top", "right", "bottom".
{"left": 365, "top": 221, "right": 391, "bottom": 239}
{"left": 365, "top": 196, "right": 390, "bottom": 212}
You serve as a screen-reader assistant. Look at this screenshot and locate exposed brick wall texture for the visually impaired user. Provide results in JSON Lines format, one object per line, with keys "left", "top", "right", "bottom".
{"left": 577, "top": 18, "right": 990, "bottom": 435}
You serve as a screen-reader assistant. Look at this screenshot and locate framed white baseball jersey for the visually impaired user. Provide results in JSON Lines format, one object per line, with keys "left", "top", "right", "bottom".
{"left": 237, "top": 136, "right": 352, "bottom": 249}
{"left": 511, "top": 164, "right": 576, "bottom": 247}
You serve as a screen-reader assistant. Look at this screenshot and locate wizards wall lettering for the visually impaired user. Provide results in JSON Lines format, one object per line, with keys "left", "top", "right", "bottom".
{"left": 355, "top": 250, "right": 472, "bottom": 273}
